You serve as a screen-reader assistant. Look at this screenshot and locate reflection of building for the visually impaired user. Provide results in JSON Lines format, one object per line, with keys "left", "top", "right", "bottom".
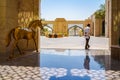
{"left": 93, "top": 55, "right": 111, "bottom": 70}
{"left": 90, "top": 50, "right": 111, "bottom": 70}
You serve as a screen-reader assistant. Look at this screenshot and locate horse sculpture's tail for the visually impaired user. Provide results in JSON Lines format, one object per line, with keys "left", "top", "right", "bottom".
{"left": 6, "top": 28, "right": 15, "bottom": 47}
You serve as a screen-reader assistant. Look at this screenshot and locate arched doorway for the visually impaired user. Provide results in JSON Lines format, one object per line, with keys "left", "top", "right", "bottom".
{"left": 42, "top": 25, "right": 53, "bottom": 36}
{"left": 68, "top": 25, "right": 83, "bottom": 36}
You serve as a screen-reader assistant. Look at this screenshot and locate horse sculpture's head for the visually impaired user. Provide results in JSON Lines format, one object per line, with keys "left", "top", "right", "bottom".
{"left": 38, "top": 19, "right": 43, "bottom": 30}
{"left": 28, "top": 19, "right": 43, "bottom": 30}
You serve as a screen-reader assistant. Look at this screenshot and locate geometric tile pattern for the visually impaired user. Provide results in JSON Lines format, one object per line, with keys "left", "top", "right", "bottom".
{"left": 0, "top": 65, "right": 120, "bottom": 80}
{"left": 0, "top": 65, "right": 41, "bottom": 80}
{"left": 40, "top": 67, "right": 120, "bottom": 80}
{"left": 40, "top": 67, "right": 67, "bottom": 80}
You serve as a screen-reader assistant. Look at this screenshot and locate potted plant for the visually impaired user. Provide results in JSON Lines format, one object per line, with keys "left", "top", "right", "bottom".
{"left": 49, "top": 34, "right": 52, "bottom": 38}
{"left": 54, "top": 33, "right": 57, "bottom": 38}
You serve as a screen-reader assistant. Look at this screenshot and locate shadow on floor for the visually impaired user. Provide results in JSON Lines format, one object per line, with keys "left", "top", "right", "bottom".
{"left": 0, "top": 50, "right": 40, "bottom": 67}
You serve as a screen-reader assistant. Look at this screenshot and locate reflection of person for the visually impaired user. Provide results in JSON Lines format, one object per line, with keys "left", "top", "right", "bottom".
{"left": 84, "top": 24, "right": 90, "bottom": 49}
{"left": 84, "top": 50, "right": 90, "bottom": 70}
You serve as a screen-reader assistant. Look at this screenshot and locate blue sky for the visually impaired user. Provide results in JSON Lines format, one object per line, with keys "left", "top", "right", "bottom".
{"left": 41, "top": 0, "right": 105, "bottom": 20}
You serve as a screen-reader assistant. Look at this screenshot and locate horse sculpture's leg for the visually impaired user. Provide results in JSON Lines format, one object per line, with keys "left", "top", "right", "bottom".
{"left": 33, "top": 38, "right": 38, "bottom": 52}
{"left": 8, "top": 40, "right": 17, "bottom": 60}
{"left": 16, "top": 41, "right": 23, "bottom": 55}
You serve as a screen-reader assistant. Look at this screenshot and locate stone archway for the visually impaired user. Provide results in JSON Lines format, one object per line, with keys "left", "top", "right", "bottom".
{"left": 43, "top": 25, "right": 53, "bottom": 36}
{"left": 44, "top": 25, "right": 53, "bottom": 32}
{"left": 68, "top": 25, "right": 83, "bottom": 36}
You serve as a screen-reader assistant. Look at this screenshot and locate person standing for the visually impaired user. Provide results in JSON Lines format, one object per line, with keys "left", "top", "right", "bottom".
{"left": 84, "top": 24, "right": 90, "bottom": 49}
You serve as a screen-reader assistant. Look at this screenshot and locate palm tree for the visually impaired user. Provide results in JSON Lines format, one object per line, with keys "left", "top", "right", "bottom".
{"left": 95, "top": 4, "right": 105, "bottom": 19}
{"left": 40, "top": 18, "right": 50, "bottom": 36}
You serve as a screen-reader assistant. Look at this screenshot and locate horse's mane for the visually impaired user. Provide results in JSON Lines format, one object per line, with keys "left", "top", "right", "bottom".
{"left": 28, "top": 20, "right": 40, "bottom": 28}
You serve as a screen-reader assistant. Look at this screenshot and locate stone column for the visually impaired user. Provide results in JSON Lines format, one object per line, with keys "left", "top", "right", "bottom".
{"left": 105, "top": 0, "right": 110, "bottom": 38}
{"left": 94, "top": 19, "right": 102, "bottom": 37}
{"left": 110, "top": 0, "right": 120, "bottom": 64}
{"left": 0, "top": 0, "right": 18, "bottom": 53}
{"left": 111, "top": 0, "right": 119, "bottom": 46}
{"left": 105, "top": 0, "right": 112, "bottom": 48}
{"left": 0, "top": 0, "right": 6, "bottom": 53}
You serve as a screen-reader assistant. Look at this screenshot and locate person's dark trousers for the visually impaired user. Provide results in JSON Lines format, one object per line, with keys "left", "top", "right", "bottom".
{"left": 85, "top": 37, "right": 90, "bottom": 49}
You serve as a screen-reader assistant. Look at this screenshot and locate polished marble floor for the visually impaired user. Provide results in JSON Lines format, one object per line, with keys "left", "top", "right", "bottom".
{"left": 40, "top": 49, "right": 120, "bottom": 80}
{"left": 0, "top": 49, "right": 120, "bottom": 80}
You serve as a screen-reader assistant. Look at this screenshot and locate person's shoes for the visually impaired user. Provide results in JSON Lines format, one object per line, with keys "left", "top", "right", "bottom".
{"left": 85, "top": 45, "right": 90, "bottom": 50}
{"left": 85, "top": 47, "right": 88, "bottom": 50}
{"left": 88, "top": 45, "right": 90, "bottom": 49}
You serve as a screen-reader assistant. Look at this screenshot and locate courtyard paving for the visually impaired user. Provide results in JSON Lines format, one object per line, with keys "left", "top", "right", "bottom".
{"left": 41, "top": 36, "right": 109, "bottom": 50}
{"left": 0, "top": 36, "right": 120, "bottom": 80}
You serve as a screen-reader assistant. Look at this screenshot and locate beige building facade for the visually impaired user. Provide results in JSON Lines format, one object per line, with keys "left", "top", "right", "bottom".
{"left": 0, "top": 0, "right": 18, "bottom": 53}
{"left": 90, "top": 15, "right": 105, "bottom": 37}
{"left": 53, "top": 18, "right": 68, "bottom": 36}
{"left": 42, "top": 18, "right": 92, "bottom": 36}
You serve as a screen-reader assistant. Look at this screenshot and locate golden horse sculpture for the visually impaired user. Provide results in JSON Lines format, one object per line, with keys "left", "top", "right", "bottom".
{"left": 6, "top": 19, "right": 43, "bottom": 59}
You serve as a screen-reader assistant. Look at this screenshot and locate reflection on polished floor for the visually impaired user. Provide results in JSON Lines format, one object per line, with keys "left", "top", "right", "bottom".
{"left": 40, "top": 49, "right": 120, "bottom": 80}
{"left": 0, "top": 49, "right": 120, "bottom": 80}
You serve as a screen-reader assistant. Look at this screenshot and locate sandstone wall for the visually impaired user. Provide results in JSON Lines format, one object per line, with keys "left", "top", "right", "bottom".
{"left": 0, "top": 0, "right": 40, "bottom": 53}
{"left": 0, "top": 0, "right": 18, "bottom": 53}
